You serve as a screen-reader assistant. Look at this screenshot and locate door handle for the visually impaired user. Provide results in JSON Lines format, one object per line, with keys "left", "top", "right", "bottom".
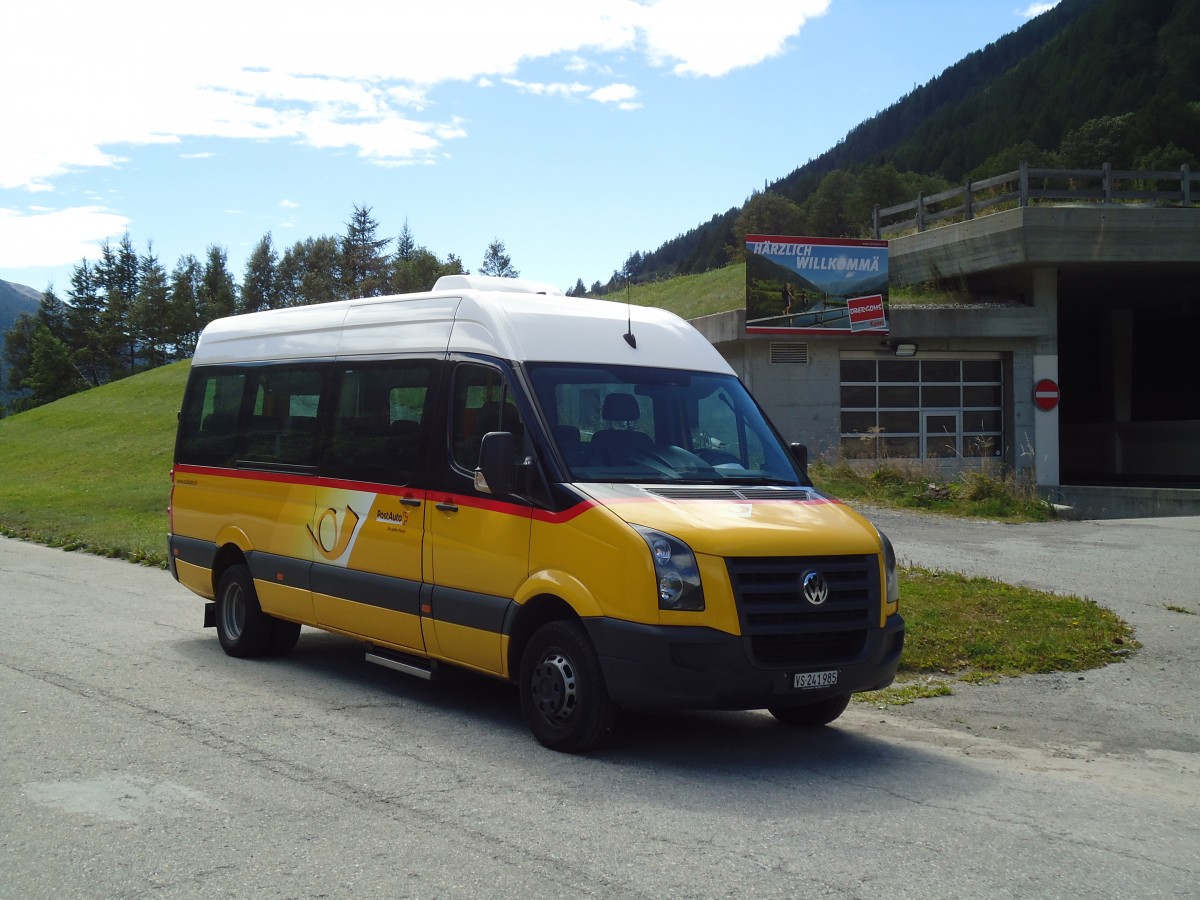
{"left": 400, "top": 497, "right": 422, "bottom": 507}
{"left": 435, "top": 501, "right": 459, "bottom": 513}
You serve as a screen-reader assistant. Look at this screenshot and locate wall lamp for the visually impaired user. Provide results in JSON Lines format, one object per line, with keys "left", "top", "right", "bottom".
{"left": 884, "top": 341, "right": 918, "bottom": 358}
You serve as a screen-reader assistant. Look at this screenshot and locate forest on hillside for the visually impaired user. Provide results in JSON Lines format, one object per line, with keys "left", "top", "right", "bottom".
{"left": 612, "top": 0, "right": 1200, "bottom": 289}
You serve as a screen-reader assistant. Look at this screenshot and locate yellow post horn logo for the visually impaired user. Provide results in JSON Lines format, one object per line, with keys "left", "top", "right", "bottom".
{"left": 307, "top": 506, "right": 361, "bottom": 560}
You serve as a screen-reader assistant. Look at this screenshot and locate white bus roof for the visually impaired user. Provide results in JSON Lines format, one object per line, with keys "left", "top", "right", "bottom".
{"left": 190, "top": 276, "right": 735, "bottom": 375}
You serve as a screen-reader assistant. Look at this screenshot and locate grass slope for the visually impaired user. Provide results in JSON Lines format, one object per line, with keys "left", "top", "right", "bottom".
{"left": 618, "top": 265, "right": 746, "bottom": 319}
{"left": 0, "top": 360, "right": 188, "bottom": 564}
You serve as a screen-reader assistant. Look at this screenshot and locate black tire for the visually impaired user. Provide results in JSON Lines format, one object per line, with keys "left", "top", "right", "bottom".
{"left": 519, "top": 620, "right": 618, "bottom": 753}
{"left": 215, "top": 564, "right": 282, "bottom": 658}
{"left": 265, "top": 619, "right": 302, "bottom": 656}
{"left": 768, "top": 692, "right": 851, "bottom": 727}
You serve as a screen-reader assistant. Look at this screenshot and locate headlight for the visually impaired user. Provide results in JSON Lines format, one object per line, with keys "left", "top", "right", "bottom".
{"left": 633, "top": 526, "right": 705, "bottom": 611}
{"left": 879, "top": 529, "right": 899, "bottom": 606}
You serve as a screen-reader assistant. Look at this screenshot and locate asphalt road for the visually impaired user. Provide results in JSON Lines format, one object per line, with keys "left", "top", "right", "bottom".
{"left": 2, "top": 514, "right": 1198, "bottom": 899}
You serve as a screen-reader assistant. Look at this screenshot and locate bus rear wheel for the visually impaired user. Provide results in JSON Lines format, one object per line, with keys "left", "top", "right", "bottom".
{"left": 215, "top": 564, "right": 298, "bottom": 658}
{"left": 519, "top": 621, "right": 617, "bottom": 753}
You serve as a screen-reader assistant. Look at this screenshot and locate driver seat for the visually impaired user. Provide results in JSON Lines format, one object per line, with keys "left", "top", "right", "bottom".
{"left": 591, "top": 393, "right": 652, "bottom": 462}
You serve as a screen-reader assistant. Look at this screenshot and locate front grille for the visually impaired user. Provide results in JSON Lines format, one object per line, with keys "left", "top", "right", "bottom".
{"left": 726, "top": 555, "right": 878, "bottom": 668}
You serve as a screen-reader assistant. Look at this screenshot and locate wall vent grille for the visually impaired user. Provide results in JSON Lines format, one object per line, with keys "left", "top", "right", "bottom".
{"left": 770, "top": 343, "right": 809, "bottom": 365}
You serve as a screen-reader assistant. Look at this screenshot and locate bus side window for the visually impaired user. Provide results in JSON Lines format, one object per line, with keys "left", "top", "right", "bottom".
{"left": 451, "top": 364, "right": 525, "bottom": 472}
{"left": 177, "top": 370, "right": 246, "bottom": 468}
{"left": 240, "top": 367, "right": 324, "bottom": 467}
{"left": 327, "top": 362, "right": 433, "bottom": 486}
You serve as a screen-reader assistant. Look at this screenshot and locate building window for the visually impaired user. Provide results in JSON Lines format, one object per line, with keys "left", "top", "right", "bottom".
{"left": 839, "top": 356, "right": 1003, "bottom": 460}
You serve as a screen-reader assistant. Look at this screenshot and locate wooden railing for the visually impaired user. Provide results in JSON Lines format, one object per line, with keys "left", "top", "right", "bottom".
{"left": 872, "top": 161, "right": 1197, "bottom": 239}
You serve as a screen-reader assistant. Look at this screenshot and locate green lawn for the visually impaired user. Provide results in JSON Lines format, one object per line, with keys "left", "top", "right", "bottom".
{"left": 620, "top": 265, "right": 746, "bottom": 319}
{"left": 0, "top": 360, "right": 187, "bottom": 565}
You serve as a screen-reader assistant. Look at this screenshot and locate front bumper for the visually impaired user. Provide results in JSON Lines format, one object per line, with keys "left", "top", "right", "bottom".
{"left": 584, "top": 613, "right": 904, "bottom": 712}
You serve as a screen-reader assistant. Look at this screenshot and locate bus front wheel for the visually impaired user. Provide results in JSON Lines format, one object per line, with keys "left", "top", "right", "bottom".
{"left": 519, "top": 621, "right": 617, "bottom": 753}
{"left": 768, "top": 692, "right": 851, "bottom": 727}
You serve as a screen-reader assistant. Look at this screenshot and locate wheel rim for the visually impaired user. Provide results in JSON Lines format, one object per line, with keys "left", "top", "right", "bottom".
{"left": 530, "top": 650, "right": 577, "bottom": 726}
{"left": 220, "top": 581, "right": 246, "bottom": 641}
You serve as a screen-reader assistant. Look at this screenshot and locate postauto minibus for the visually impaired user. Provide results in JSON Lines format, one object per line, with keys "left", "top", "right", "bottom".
{"left": 169, "top": 274, "right": 904, "bottom": 751}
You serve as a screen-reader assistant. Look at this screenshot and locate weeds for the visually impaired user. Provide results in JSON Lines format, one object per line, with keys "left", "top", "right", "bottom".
{"left": 811, "top": 455, "right": 1055, "bottom": 522}
{"left": 857, "top": 678, "right": 954, "bottom": 706}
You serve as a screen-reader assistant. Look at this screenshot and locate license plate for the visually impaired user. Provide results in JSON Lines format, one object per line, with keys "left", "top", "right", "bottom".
{"left": 793, "top": 670, "right": 839, "bottom": 690}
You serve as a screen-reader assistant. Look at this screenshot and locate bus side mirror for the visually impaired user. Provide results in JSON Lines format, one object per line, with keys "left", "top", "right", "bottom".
{"left": 475, "top": 431, "right": 516, "bottom": 495}
{"left": 789, "top": 442, "right": 810, "bottom": 483}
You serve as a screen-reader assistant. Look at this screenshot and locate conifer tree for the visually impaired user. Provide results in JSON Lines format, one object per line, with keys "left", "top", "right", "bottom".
{"left": 37, "top": 286, "right": 70, "bottom": 343}
{"left": 2, "top": 313, "right": 36, "bottom": 397}
{"left": 167, "top": 255, "right": 203, "bottom": 355}
{"left": 199, "top": 245, "right": 238, "bottom": 323}
{"left": 94, "top": 233, "right": 141, "bottom": 378}
{"left": 342, "top": 205, "right": 391, "bottom": 298}
{"left": 395, "top": 219, "right": 417, "bottom": 262}
{"left": 24, "top": 327, "right": 85, "bottom": 406}
{"left": 242, "top": 233, "right": 281, "bottom": 312}
{"left": 66, "top": 259, "right": 105, "bottom": 385}
{"left": 132, "top": 245, "right": 171, "bottom": 367}
{"left": 3, "top": 305, "right": 87, "bottom": 411}
{"left": 480, "top": 239, "right": 519, "bottom": 278}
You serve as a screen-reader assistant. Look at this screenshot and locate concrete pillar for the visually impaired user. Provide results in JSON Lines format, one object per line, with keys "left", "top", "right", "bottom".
{"left": 1030, "top": 267, "right": 1060, "bottom": 489}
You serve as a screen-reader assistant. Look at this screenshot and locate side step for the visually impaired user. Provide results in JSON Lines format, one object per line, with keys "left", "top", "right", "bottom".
{"left": 365, "top": 646, "right": 438, "bottom": 681}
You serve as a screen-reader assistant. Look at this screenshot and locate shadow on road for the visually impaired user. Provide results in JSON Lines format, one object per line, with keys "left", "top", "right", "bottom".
{"left": 171, "top": 627, "right": 973, "bottom": 795}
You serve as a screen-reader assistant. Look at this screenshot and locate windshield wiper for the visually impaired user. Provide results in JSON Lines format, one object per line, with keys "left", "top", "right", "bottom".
{"left": 694, "top": 475, "right": 798, "bottom": 486}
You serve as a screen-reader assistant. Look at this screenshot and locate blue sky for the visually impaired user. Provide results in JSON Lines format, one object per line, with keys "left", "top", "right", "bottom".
{"left": 1, "top": 0, "right": 1059, "bottom": 296}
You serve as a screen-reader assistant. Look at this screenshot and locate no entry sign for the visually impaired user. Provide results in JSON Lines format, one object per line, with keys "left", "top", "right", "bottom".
{"left": 1033, "top": 378, "right": 1060, "bottom": 411}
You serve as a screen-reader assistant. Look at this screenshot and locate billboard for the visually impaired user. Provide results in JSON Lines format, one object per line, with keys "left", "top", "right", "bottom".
{"left": 745, "top": 234, "right": 889, "bottom": 335}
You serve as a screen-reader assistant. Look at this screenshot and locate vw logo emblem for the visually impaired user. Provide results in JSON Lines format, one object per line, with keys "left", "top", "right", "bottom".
{"left": 802, "top": 571, "right": 829, "bottom": 606}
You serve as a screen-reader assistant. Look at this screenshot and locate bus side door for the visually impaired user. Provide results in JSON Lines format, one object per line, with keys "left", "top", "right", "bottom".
{"left": 235, "top": 365, "right": 324, "bottom": 625}
{"left": 424, "top": 361, "right": 533, "bottom": 675}
{"left": 311, "top": 360, "right": 437, "bottom": 655}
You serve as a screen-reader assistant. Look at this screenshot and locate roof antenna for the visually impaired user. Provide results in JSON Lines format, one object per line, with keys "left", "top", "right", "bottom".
{"left": 623, "top": 275, "right": 637, "bottom": 348}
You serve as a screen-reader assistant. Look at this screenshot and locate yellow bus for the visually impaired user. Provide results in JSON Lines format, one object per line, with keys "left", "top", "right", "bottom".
{"left": 169, "top": 275, "right": 903, "bottom": 751}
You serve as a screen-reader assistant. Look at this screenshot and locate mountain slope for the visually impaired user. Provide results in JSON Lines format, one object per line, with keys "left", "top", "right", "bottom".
{"left": 0, "top": 277, "right": 40, "bottom": 335}
{"left": 633, "top": 0, "right": 1198, "bottom": 282}
{"left": 776, "top": 0, "right": 1106, "bottom": 193}
{"left": 1, "top": 278, "right": 41, "bottom": 408}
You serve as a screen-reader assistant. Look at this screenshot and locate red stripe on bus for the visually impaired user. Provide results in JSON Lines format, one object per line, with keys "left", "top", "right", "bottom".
{"left": 171, "top": 465, "right": 595, "bottom": 521}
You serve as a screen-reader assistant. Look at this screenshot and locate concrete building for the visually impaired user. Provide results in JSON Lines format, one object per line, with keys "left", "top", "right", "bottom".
{"left": 690, "top": 205, "right": 1200, "bottom": 518}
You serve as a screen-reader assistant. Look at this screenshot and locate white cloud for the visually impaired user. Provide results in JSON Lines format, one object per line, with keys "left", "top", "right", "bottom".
{"left": 0, "top": 207, "right": 131, "bottom": 268}
{"left": 565, "top": 55, "right": 616, "bottom": 77}
{"left": 1, "top": 0, "right": 830, "bottom": 190}
{"left": 1018, "top": 2, "right": 1059, "bottom": 17}
{"left": 635, "top": 0, "right": 830, "bottom": 76}
{"left": 590, "top": 83, "right": 642, "bottom": 110}
{"left": 503, "top": 78, "right": 592, "bottom": 99}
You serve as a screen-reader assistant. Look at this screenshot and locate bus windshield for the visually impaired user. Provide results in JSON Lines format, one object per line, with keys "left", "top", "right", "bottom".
{"left": 525, "top": 363, "right": 806, "bottom": 485}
